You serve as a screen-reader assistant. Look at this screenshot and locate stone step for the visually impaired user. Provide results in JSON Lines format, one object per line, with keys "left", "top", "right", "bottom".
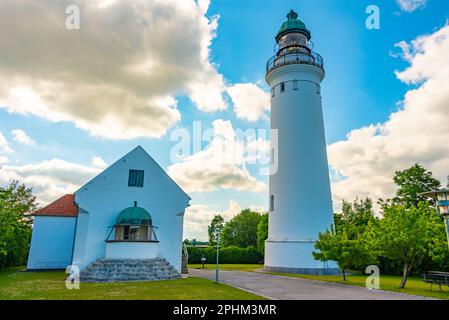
{"left": 83, "top": 267, "right": 178, "bottom": 273}
{"left": 82, "top": 274, "right": 180, "bottom": 280}
{"left": 81, "top": 276, "right": 180, "bottom": 283}
{"left": 83, "top": 269, "right": 178, "bottom": 275}
{"left": 80, "top": 258, "right": 181, "bottom": 282}
{"left": 81, "top": 270, "right": 178, "bottom": 276}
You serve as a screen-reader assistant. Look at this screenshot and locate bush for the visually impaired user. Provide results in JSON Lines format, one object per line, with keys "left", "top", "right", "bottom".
{"left": 257, "top": 214, "right": 268, "bottom": 256}
{"left": 0, "top": 226, "right": 31, "bottom": 268}
{"left": 187, "top": 245, "right": 262, "bottom": 264}
{"left": 0, "top": 181, "right": 35, "bottom": 270}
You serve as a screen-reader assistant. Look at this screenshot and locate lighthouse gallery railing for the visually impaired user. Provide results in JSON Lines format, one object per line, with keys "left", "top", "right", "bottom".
{"left": 266, "top": 51, "right": 324, "bottom": 74}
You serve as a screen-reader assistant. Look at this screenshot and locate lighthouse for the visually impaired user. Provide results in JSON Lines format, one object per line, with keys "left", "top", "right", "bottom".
{"left": 264, "top": 10, "right": 338, "bottom": 274}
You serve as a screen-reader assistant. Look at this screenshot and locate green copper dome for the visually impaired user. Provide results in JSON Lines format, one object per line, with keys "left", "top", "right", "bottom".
{"left": 116, "top": 206, "right": 152, "bottom": 225}
{"left": 276, "top": 10, "right": 311, "bottom": 41}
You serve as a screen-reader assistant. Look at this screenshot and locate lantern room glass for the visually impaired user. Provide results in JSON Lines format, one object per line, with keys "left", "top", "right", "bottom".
{"left": 278, "top": 32, "right": 308, "bottom": 49}
{"left": 277, "top": 32, "right": 310, "bottom": 56}
{"left": 438, "top": 205, "right": 449, "bottom": 215}
{"left": 436, "top": 191, "right": 449, "bottom": 216}
{"left": 437, "top": 192, "right": 448, "bottom": 201}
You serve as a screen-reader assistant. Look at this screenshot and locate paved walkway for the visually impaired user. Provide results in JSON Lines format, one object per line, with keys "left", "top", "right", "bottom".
{"left": 189, "top": 269, "right": 428, "bottom": 300}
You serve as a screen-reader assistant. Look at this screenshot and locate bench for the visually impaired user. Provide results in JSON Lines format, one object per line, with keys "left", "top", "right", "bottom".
{"left": 422, "top": 271, "right": 449, "bottom": 291}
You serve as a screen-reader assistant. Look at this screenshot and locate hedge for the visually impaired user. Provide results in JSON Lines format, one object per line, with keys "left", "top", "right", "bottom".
{"left": 187, "top": 245, "right": 262, "bottom": 264}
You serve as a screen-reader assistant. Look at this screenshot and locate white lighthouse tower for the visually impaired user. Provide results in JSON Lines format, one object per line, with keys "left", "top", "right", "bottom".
{"left": 264, "top": 10, "right": 338, "bottom": 274}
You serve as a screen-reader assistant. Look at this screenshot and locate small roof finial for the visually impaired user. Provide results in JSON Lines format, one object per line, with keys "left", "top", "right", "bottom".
{"left": 287, "top": 10, "right": 298, "bottom": 20}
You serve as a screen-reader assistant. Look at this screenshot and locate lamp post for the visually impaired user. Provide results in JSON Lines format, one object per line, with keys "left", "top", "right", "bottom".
{"left": 215, "top": 229, "right": 220, "bottom": 284}
{"left": 201, "top": 254, "right": 206, "bottom": 269}
{"left": 422, "top": 188, "right": 449, "bottom": 250}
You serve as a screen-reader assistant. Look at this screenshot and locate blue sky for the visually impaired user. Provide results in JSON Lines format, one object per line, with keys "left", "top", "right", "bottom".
{"left": 208, "top": 0, "right": 448, "bottom": 141}
{"left": 1, "top": 0, "right": 449, "bottom": 240}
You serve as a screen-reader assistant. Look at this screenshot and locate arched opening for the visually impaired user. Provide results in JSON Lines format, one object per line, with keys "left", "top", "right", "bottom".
{"left": 108, "top": 204, "right": 158, "bottom": 242}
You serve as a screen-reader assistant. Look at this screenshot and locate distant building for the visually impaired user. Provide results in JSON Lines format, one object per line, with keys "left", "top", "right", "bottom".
{"left": 27, "top": 146, "right": 191, "bottom": 281}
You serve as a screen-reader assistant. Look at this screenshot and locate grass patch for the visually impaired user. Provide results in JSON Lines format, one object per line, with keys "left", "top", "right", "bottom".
{"left": 188, "top": 264, "right": 263, "bottom": 272}
{"left": 0, "top": 267, "right": 264, "bottom": 300}
{"left": 266, "top": 271, "right": 449, "bottom": 300}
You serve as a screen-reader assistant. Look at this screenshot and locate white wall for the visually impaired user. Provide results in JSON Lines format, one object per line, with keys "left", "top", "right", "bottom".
{"left": 105, "top": 242, "right": 158, "bottom": 259}
{"left": 72, "top": 146, "right": 190, "bottom": 272}
{"left": 265, "top": 64, "right": 336, "bottom": 272}
{"left": 27, "top": 216, "right": 76, "bottom": 270}
{"left": 71, "top": 211, "right": 89, "bottom": 267}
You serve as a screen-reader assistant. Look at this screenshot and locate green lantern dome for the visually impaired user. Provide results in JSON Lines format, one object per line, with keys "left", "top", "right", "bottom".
{"left": 116, "top": 205, "right": 152, "bottom": 225}
{"left": 276, "top": 10, "right": 311, "bottom": 41}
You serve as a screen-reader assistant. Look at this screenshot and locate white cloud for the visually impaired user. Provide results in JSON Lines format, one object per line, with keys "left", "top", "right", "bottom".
{"left": 11, "top": 129, "right": 36, "bottom": 145}
{"left": 91, "top": 156, "right": 108, "bottom": 169}
{"left": 227, "top": 83, "right": 270, "bottom": 122}
{"left": 0, "top": 132, "right": 13, "bottom": 155}
{"left": 0, "top": 156, "right": 8, "bottom": 165}
{"left": 187, "top": 64, "right": 227, "bottom": 112}
{"left": 396, "top": 0, "right": 427, "bottom": 13}
{"left": 183, "top": 199, "right": 242, "bottom": 241}
{"left": 168, "top": 119, "right": 267, "bottom": 193}
{"left": 0, "top": 0, "right": 226, "bottom": 140}
{"left": 0, "top": 158, "right": 102, "bottom": 204}
{"left": 184, "top": 199, "right": 267, "bottom": 240}
{"left": 328, "top": 24, "right": 449, "bottom": 207}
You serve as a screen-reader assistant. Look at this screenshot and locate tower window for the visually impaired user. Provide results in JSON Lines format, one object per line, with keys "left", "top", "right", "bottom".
{"left": 280, "top": 83, "right": 285, "bottom": 93}
{"left": 271, "top": 88, "right": 275, "bottom": 97}
{"left": 293, "top": 80, "right": 298, "bottom": 90}
{"left": 270, "top": 195, "right": 275, "bottom": 212}
{"left": 316, "top": 84, "right": 321, "bottom": 94}
{"left": 128, "top": 169, "right": 144, "bottom": 187}
{"left": 123, "top": 225, "right": 130, "bottom": 240}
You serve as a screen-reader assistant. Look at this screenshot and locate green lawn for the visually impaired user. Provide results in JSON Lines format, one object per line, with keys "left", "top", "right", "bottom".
{"left": 266, "top": 272, "right": 449, "bottom": 300}
{"left": 188, "top": 264, "right": 263, "bottom": 272}
{"left": 0, "top": 267, "right": 263, "bottom": 300}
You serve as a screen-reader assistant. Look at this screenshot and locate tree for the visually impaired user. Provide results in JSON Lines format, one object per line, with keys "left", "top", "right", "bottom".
{"left": 257, "top": 214, "right": 269, "bottom": 255}
{"left": 342, "top": 198, "right": 375, "bottom": 227}
{"left": 419, "top": 206, "right": 449, "bottom": 273}
{"left": 313, "top": 226, "right": 372, "bottom": 281}
{"left": 0, "top": 181, "right": 36, "bottom": 268}
{"left": 207, "top": 215, "right": 224, "bottom": 246}
{"left": 392, "top": 164, "right": 441, "bottom": 208}
{"left": 373, "top": 203, "right": 439, "bottom": 288}
{"left": 337, "top": 198, "right": 376, "bottom": 239}
{"left": 221, "top": 209, "right": 261, "bottom": 248}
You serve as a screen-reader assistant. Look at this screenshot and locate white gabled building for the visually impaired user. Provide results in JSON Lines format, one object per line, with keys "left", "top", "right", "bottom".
{"left": 27, "top": 146, "right": 191, "bottom": 281}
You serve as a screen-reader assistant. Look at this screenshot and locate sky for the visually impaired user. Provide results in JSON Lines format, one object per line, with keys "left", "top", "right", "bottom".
{"left": 1, "top": 0, "right": 449, "bottom": 241}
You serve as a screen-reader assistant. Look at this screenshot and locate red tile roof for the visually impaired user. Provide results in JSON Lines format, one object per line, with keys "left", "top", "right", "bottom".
{"left": 33, "top": 194, "right": 78, "bottom": 217}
